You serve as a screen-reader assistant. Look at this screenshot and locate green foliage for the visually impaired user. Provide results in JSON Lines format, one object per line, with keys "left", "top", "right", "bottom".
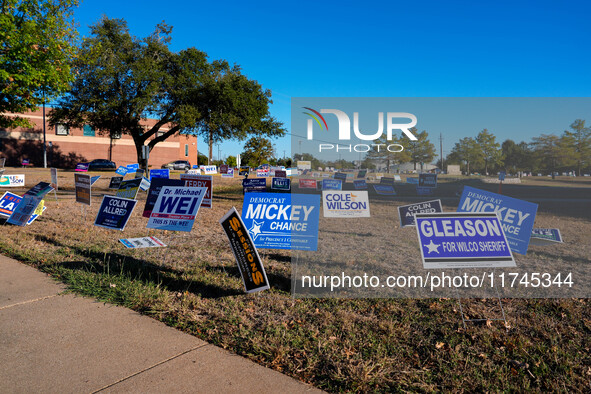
{"left": 476, "top": 129, "right": 502, "bottom": 174}
{"left": 399, "top": 128, "right": 437, "bottom": 170}
{"left": 226, "top": 155, "right": 237, "bottom": 167}
{"left": 0, "top": 0, "right": 79, "bottom": 128}
{"left": 562, "top": 119, "right": 591, "bottom": 176}
{"left": 365, "top": 135, "right": 410, "bottom": 173}
{"left": 449, "top": 137, "right": 483, "bottom": 174}
{"left": 241, "top": 137, "right": 274, "bottom": 167}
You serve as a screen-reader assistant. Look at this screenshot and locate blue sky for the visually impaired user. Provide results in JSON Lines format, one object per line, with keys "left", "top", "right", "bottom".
{"left": 73, "top": 0, "right": 591, "bottom": 162}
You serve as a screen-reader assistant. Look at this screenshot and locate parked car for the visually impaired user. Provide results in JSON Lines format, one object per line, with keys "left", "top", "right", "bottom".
{"left": 88, "top": 159, "right": 116, "bottom": 171}
{"left": 161, "top": 160, "right": 191, "bottom": 170}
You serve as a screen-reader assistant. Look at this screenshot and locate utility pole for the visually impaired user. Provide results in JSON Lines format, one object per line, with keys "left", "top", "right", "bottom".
{"left": 439, "top": 133, "right": 444, "bottom": 172}
{"left": 42, "top": 87, "right": 47, "bottom": 168}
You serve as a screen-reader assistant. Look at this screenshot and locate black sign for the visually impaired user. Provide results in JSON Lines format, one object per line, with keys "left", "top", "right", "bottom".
{"left": 239, "top": 166, "right": 250, "bottom": 176}
{"left": 25, "top": 182, "right": 54, "bottom": 197}
{"left": 380, "top": 177, "right": 395, "bottom": 185}
{"left": 334, "top": 172, "right": 348, "bottom": 182}
{"left": 109, "top": 176, "right": 124, "bottom": 190}
{"left": 142, "top": 178, "right": 185, "bottom": 218}
{"left": 219, "top": 208, "right": 269, "bottom": 293}
{"left": 357, "top": 170, "right": 367, "bottom": 178}
{"left": 398, "top": 199, "right": 443, "bottom": 227}
{"left": 418, "top": 173, "right": 437, "bottom": 188}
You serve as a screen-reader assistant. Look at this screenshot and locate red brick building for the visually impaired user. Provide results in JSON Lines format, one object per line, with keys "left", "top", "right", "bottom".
{"left": 0, "top": 108, "right": 198, "bottom": 168}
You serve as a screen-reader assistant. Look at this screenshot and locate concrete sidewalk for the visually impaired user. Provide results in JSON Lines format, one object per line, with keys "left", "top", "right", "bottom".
{"left": 0, "top": 255, "right": 321, "bottom": 393}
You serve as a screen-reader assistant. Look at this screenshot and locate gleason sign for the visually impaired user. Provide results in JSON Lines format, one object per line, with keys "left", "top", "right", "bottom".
{"left": 415, "top": 212, "right": 515, "bottom": 269}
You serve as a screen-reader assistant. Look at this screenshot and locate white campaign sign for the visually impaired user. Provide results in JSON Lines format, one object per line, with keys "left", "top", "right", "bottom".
{"left": 322, "top": 191, "right": 370, "bottom": 218}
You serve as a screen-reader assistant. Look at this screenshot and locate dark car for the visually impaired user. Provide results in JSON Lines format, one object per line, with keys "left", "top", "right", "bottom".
{"left": 88, "top": 159, "right": 116, "bottom": 171}
{"left": 161, "top": 160, "right": 191, "bottom": 170}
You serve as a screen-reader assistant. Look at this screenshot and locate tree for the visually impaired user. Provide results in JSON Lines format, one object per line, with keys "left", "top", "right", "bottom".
{"left": 399, "top": 128, "right": 436, "bottom": 170}
{"left": 241, "top": 137, "right": 274, "bottom": 167}
{"left": 364, "top": 135, "right": 410, "bottom": 173}
{"left": 502, "top": 139, "right": 535, "bottom": 173}
{"left": 293, "top": 153, "right": 323, "bottom": 171}
{"left": 476, "top": 129, "right": 502, "bottom": 175}
{"left": 0, "top": 0, "right": 79, "bottom": 128}
{"left": 449, "top": 137, "right": 483, "bottom": 175}
{"left": 192, "top": 61, "right": 285, "bottom": 162}
{"left": 562, "top": 119, "right": 591, "bottom": 176}
{"left": 530, "top": 134, "right": 566, "bottom": 175}
{"left": 226, "top": 155, "right": 237, "bottom": 167}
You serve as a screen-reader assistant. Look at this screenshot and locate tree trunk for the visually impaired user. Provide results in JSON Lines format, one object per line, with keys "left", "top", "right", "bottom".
{"left": 208, "top": 132, "right": 213, "bottom": 165}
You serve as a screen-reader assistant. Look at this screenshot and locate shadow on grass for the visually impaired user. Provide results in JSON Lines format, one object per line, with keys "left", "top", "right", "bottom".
{"left": 33, "top": 234, "right": 244, "bottom": 299}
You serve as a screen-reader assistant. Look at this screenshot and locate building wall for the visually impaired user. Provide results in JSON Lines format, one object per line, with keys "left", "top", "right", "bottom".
{"left": 0, "top": 109, "right": 198, "bottom": 168}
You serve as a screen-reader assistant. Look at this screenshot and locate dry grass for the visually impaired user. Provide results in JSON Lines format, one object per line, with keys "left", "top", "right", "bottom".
{"left": 0, "top": 168, "right": 590, "bottom": 392}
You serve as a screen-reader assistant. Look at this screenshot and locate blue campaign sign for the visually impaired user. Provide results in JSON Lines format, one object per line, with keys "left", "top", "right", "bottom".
{"left": 322, "top": 179, "right": 342, "bottom": 190}
{"left": 115, "top": 166, "right": 128, "bottom": 176}
{"left": 147, "top": 186, "right": 207, "bottom": 232}
{"left": 415, "top": 212, "right": 515, "bottom": 269}
{"left": 90, "top": 175, "right": 101, "bottom": 186}
{"left": 353, "top": 179, "right": 367, "bottom": 190}
{"left": 0, "top": 192, "right": 42, "bottom": 224}
{"left": 398, "top": 199, "right": 443, "bottom": 227}
{"left": 419, "top": 173, "right": 437, "bottom": 188}
{"left": 499, "top": 171, "right": 506, "bottom": 181}
{"left": 334, "top": 172, "right": 348, "bottom": 182}
{"left": 406, "top": 177, "right": 419, "bottom": 184}
{"left": 271, "top": 177, "right": 291, "bottom": 191}
{"left": 94, "top": 195, "right": 137, "bottom": 231}
{"left": 530, "top": 228, "right": 563, "bottom": 245}
{"left": 241, "top": 193, "right": 320, "bottom": 251}
{"left": 126, "top": 163, "right": 139, "bottom": 172}
{"left": 457, "top": 186, "right": 537, "bottom": 255}
{"left": 243, "top": 178, "right": 266, "bottom": 193}
{"left": 416, "top": 186, "right": 434, "bottom": 196}
{"left": 373, "top": 184, "right": 396, "bottom": 195}
{"left": 150, "top": 169, "right": 170, "bottom": 181}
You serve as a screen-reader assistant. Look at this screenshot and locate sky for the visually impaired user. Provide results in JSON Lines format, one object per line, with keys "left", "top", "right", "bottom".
{"left": 72, "top": 0, "right": 591, "bottom": 163}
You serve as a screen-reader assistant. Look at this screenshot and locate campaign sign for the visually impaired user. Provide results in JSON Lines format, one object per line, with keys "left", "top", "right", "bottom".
{"left": 256, "top": 169, "right": 268, "bottom": 177}
{"left": 373, "top": 184, "right": 396, "bottom": 195}
{"left": 220, "top": 164, "right": 229, "bottom": 174}
{"left": 415, "top": 212, "right": 516, "bottom": 269}
{"left": 322, "top": 191, "right": 370, "bottom": 218}
{"left": 25, "top": 182, "right": 54, "bottom": 198}
{"left": 380, "top": 177, "right": 395, "bottom": 185}
{"left": 147, "top": 186, "right": 206, "bottom": 232}
{"left": 239, "top": 166, "right": 250, "bottom": 176}
{"left": 7, "top": 194, "right": 43, "bottom": 226}
{"left": 185, "top": 169, "right": 201, "bottom": 175}
{"left": 241, "top": 193, "right": 320, "bottom": 251}
{"left": 119, "top": 236, "right": 166, "bottom": 249}
{"left": 126, "top": 163, "right": 139, "bottom": 172}
{"left": 416, "top": 186, "right": 434, "bottom": 196}
{"left": 115, "top": 166, "right": 128, "bottom": 176}
{"left": 180, "top": 174, "right": 212, "bottom": 208}
{"left": 530, "top": 228, "right": 563, "bottom": 246}
{"left": 394, "top": 175, "right": 402, "bottom": 182}
{"left": 398, "top": 199, "right": 443, "bottom": 227}
{"left": 74, "top": 173, "right": 91, "bottom": 205}
{"left": 139, "top": 177, "right": 151, "bottom": 191}
{"left": 143, "top": 178, "right": 185, "bottom": 217}
{"left": 134, "top": 169, "right": 144, "bottom": 179}
{"left": 219, "top": 207, "right": 270, "bottom": 293}
{"left": 357, "top": 170, "right": 367, "bottom": 178}
{"left": 75, "top": 162, "right": 89, "bottom": 172}
{"left": 0, "top": 192, "right": 43, "bottom": 224}
{"left": 221, "top": 167, "right": 234, "bottom": 178}
{"left": 354, "top": 179, "right": 368, "bottom": 190}
{"left": 275, "top": 170, "right": 287, "bottom": 178}
{"left": 200, "top": 165, "right": 217, "bottom": 175}
{"left": 50, "top": 168, "right": 58, "bottom": 189}
{"left": 271, "top": 177, "right": 291, "bottom": 191}
{"left": 322, "top": 179, "right": 342, "bottom": 190}
{"left": 334, "top": 172, "right": 348, "bottom": 182}
{"left": 298, "top": 179, "right": 317, "bottom": 189}
{"left": 0, "top": 174, "right": 25, "bottom": 187}
{"left": 109, "top": 176, "right": 124, "bottom": 190}
{"left": 406, "top": 177, "right": 419, "bottom": 185}
{"left": 94, "top": 195, "right": 137, "bottom": 231}
{"left": 243, "top": 178, "right": 266, "bottom": 193}
{"left": 499, "top": 171, "right": 506, "bottom": 181}
{"left": 419, "top": 173, "right": 437, "bottom": 188}
{"left": 90, "top": 176, "right": 101, "bottom": 186}
{"left": 116, "top": 178, "right": 142, "bottom": 199}
{"left": 457, "top": 186, "right": 538, "bottom": 255}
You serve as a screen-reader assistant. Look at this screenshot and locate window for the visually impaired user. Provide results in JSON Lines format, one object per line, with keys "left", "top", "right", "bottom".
{"left": 55, "top": 124, "right": 68, "bottom": 135}
{"left": 184, "top": 144, "right": 189, "bottom": 157}
{"left": 83, "top": 125, "right": 95, "bottom": 137}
